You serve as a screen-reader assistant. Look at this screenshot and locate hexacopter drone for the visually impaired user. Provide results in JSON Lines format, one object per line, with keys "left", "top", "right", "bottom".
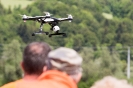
{"left": 21, "top": 12, "right": 73, "bottom": 37}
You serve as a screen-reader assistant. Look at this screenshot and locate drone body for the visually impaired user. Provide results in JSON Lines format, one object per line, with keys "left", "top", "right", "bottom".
{"left": 21, "top": 12, "right": 73, "bottom": 37}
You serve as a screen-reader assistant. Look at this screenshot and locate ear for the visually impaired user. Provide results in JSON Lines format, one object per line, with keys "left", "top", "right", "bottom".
{"left": 75, "top": 72, "right": 82, "bottom": 83}
{"left": 43, "top": 66, "right": 47, "bottom": 72}
{"left": 21, "top": 62, "right": 24, "bottom": 71}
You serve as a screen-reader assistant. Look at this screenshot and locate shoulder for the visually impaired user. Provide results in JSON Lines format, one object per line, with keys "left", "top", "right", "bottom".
{"left": 0, "top": 82, "right": 16, "bottom": 88}
{"left": 0, "top": 80, "right": 22, "bottom": 88}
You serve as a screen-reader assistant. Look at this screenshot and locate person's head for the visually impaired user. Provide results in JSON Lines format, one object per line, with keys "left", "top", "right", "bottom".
{"left": 47, "top": 47, "right": 83, "bottom": 83}
{"left": 22, "top": 42, "right": 51, "bottom": 75}
{"left": 91, "top": 76, "right": 133, "bottom": 88}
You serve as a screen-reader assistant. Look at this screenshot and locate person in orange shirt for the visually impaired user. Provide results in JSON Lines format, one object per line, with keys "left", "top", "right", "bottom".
{"left": 0, "top": 42, "right": 51, "bottom": 88}
{"left": 37, "top": 47, "right": 83, "bottom": 88}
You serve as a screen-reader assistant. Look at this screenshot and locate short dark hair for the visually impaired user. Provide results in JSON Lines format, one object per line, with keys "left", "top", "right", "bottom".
{"left": 23, "top": 42, "right": 51, "bottom": 75}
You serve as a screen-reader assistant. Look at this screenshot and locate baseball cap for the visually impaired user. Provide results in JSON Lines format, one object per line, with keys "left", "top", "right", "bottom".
{"left": 48, "top": 47, "right": 83, "bottom": 75}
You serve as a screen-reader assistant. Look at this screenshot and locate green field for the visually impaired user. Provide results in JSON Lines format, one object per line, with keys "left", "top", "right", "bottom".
{"left": 1, "top": 0, "right": 35, "bottom": 9}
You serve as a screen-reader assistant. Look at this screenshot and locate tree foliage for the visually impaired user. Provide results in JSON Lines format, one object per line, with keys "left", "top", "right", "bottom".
{"left": 0, "top": 0, "right": 133, "bottom": 87}
{"left": 0, "top": 40, "right": 22, "bottom": 84}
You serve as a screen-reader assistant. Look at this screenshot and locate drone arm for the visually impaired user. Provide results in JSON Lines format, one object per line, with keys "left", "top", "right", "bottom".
{"left": 22, "top": 16, "right": 45, "bottom": 21}
{"left": 57, "top": 15, "right": 73, "bottom": 22}
{"left": 57, "top": 18, "right": 73, "bottom": 22}
{"left": 22, "top": 17, "right": 35, "bottom": 21}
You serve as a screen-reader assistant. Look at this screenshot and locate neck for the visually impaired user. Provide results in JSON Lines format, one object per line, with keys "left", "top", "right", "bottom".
{"left": 23, "top": 73, "right": 39, "bottom": 80}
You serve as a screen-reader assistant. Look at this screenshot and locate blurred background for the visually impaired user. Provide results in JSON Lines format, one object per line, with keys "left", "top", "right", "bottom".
{"left": 0, "top": 0, "right": 133, "bottom": 88}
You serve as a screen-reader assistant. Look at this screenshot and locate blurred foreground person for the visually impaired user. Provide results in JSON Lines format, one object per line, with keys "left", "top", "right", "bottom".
{"left": 0, "top": 42, "right": 51, "bottom": 88}
{"left": 91, "top": 76, "right": 133, "bottom": 88}
{"left": 38, "top": 47, "right": 83, "bottom": 88}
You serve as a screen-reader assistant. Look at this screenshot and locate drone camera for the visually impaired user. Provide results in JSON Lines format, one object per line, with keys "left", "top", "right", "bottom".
{"left": 53, "top": 26, "right": 60, "bottom": 32}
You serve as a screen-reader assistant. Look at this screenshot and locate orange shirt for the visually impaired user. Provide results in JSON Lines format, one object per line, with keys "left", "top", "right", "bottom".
{"left": 38, "top": 70, "right": 77, "bottom": 88}
{"left": 0, "top": 70, "right": 77, "bottom": 88}
{"left": 0, "top": 79, "right": 40, "bottom": 88}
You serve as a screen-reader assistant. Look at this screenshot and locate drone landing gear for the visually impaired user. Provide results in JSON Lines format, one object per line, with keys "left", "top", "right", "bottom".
{"left": 32, "top": 31, "right": 49, "bottom": 36}
{"left": 49, "top": 31, "right": 67, "bottom": 37}
{"left": 32, "top": 23, "right": 49, "bottom": 36}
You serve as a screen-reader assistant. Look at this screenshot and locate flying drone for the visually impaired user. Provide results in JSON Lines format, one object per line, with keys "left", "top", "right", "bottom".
{"left": 21, "top": 12, "right": 73, "bottom": 37}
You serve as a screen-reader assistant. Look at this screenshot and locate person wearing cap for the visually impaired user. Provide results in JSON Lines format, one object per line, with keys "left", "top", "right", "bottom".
{"left": 38, "top": 47, "right": 83, "bottom": 88}
{"left": 0, "top": 42, "right": 51, "bottom": 88}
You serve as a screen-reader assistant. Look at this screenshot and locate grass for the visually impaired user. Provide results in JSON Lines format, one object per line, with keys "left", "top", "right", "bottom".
{"left": 0, "top": 0, "right": 35, "bottom": 9}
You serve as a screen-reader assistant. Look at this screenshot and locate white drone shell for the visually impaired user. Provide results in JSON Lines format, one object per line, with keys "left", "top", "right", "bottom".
{"left": 53, "top": 26, "right": 60, "bottom": 32}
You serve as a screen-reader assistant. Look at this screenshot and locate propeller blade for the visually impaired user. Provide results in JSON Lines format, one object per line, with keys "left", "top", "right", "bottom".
{"left": 44, "top": 12, "right": 52, "bottom": 17}
{"left": 67, "top": 14, "right": 73, "bottom": 19}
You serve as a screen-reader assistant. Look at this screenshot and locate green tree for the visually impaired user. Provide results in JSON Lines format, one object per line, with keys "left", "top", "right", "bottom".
{"left": 1, "top": 40, "right": 22, "bottom": 84}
